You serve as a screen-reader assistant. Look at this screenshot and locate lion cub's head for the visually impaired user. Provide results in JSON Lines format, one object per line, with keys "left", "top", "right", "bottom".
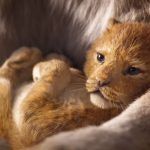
{"left": 84, "top": 21, "right": 150, "bottom": 109}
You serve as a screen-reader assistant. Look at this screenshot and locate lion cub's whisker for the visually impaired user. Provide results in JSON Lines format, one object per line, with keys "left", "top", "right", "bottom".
{"left": 68, "top": 87, "right": 86, "bottom": 92}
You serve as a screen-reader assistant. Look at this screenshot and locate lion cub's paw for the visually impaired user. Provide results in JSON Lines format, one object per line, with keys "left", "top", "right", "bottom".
{"left": 3, "top": 47, "right": 42, "bottom": 70}
{"left": 33, "top": 58, "right": 71, "bottom": 89}
{"left": 1, "top": 47, "right": 42, "bottom": 81}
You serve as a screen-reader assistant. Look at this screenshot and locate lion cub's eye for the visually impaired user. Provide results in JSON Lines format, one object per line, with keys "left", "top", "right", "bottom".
{"left": 97, "top": 52, "right": 105, "bottom": 63}
{"left": 126, "top": 66, "right": 142, "bottom": 75}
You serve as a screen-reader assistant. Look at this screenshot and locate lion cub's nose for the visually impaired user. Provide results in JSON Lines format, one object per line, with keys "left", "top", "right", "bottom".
{"left": 98, "top": 80, "right": 111, "bottom": 87}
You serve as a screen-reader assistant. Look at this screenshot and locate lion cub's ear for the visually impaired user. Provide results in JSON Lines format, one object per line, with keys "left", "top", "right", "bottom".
{"left": 107, "top": 18, "right": 121, "bottom": 30}
{"left": 101, "top": 18, "right": 120, "bottom": 34}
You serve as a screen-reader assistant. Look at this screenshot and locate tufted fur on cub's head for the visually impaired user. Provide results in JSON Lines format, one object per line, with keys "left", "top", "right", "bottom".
{"left": 84, "top": 20, "right": 150, "bottom": 109}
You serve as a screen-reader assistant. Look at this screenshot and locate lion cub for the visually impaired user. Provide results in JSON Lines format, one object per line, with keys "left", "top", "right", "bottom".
{"left": 0, "top": 47, "right": 119, "bottom": 150}
{"left": 1, "top": 21, "right": 150, "bottom": 150}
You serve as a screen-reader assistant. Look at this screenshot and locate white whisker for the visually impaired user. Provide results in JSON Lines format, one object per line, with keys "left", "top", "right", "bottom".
{"left": 68, "top": 87, "right": 86, "bottom": 92}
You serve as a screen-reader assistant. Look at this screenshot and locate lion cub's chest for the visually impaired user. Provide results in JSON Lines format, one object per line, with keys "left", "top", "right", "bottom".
{"left": 12, "top": 82, "right": 34, "bottom": 128}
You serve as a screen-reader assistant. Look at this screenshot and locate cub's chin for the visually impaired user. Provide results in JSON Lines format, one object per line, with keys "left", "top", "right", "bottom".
{"left": 90, "top": 92, "right": 124, "bottom": 109}
{"left": 90, "top": 92, "right": 113, "bottom": 109}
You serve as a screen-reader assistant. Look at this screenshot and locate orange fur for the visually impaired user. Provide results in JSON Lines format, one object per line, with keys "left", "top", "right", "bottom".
{"left": 0, "top": 47, "right": 120, "bottom": 149}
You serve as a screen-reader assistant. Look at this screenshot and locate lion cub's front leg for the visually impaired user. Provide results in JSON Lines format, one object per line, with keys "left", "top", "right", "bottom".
{"left": 0, "top": 47, "right": 42, "bottom": 138}
{"left": 16, "top": 55, "right": 71, "bottom": 147}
